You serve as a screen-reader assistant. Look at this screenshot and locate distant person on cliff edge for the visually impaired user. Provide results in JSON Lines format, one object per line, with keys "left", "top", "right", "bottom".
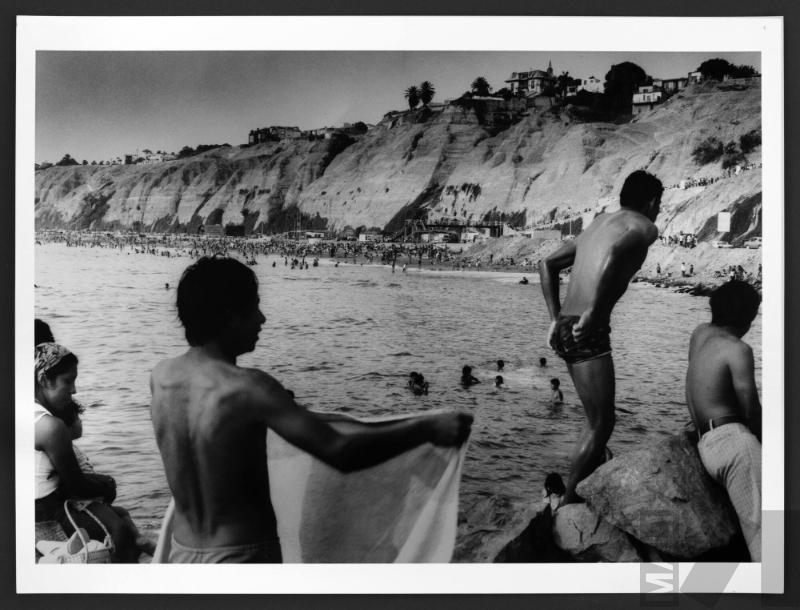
{"left": 539, "top": 169, "right": 662, "bottom": 505}
{"left": 685, "top": 280, "right": 761, "bottom": 561}
{"left": 150, "top": 256, "right": 472, "bottom": 562}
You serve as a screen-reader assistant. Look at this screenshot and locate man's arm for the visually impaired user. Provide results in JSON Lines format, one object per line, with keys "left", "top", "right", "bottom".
{"left": 573, "top": 227, "right": 655, "bottom": 340}
{"left": 254, "top": 374, "right": 473, "bottom": 473}
{"left": 729, "top": 343, "right": 762, "bottom": 442}
{"left": 539, "top": 240, "right": 577, "bottom": 346}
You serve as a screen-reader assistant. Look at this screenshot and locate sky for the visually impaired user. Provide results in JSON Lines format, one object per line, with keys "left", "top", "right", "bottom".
{"left": 35, "top": 51, "right": 761, "bottom": 164}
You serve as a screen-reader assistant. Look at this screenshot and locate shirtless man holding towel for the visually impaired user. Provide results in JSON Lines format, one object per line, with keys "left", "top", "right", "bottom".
{"left": 150, "top": 256, "right": 472, "bottom": 563}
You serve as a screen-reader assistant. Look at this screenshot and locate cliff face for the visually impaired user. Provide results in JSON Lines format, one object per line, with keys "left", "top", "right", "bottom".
{"left": 35, "top": 80, "right": 762, "bottom": 239}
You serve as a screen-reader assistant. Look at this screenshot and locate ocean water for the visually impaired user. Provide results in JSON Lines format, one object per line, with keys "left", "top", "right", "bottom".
{"left": 32, "top": 243, "right": 762, "bottom": 556}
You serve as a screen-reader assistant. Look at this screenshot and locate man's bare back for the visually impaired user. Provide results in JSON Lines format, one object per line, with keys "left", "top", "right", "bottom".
{"left": 560, "top": 209, "right": 658, "bottom": 325}
{"left": 152, "top": 256, "right": 473, "bottom": 560}
{"left": 151, "top": 351, "right": 281, "bottom": 548}
{"left": 538, "top": 170, "right": 663, "bottom": 505}
{"left": 684, "top": 280, "right": 762, "bottom": 560}
{"left": 686, "top": 323, "right": 761, "bottom": 440}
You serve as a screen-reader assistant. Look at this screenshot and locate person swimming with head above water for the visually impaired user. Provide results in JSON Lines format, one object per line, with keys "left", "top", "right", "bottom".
{"left": 461, "top": 365, "right": 480, "bottom": 388}
{"left": 150, "top": 256, "right": 472, "bottom": 563}
{"left": 495, "top": 375, "right": 504, "bottom": 388}
{"left": 408, "top": 372, "right": 429, "bottom": 396}
{"left": 550, "top": 378, "right": 564, "bottom": 405}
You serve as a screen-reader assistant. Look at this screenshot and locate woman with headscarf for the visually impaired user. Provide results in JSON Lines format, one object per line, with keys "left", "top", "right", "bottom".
{"left": 34, "top": 341, "right": 140, "bottom": 561}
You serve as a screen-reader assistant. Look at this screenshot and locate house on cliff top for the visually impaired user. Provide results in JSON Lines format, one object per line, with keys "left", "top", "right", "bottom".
{"left": 577, "top": 75, "right": 603, "bottom": 94}
{"left": 632, "top": 85, "right": 664, "bottom": 115}
{"left": 504, "top": 61, "right": 557, "bottom": 99}
{"left": 249, "top": 126, "right": 302, "bottom": 144}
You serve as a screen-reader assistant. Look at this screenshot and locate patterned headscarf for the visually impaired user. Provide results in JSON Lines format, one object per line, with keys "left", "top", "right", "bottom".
{"left": 34, "top": 342, "right": 73, "bottom": 386}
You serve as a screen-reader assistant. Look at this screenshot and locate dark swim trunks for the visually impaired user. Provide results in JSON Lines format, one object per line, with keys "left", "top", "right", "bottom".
{"left": 552, "top": 314, "right": 612, "bottom": 365}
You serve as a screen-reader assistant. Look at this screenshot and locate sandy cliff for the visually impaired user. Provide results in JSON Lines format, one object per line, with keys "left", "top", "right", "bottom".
{"left": 35, "top": 80, "right": 762, "bottom": 243}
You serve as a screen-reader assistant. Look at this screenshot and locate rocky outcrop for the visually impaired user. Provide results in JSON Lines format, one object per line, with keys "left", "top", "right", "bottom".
{"left": 552, "top": 503, "right": 643, "bottom": 562}
{"left": 576, "top": 432, "right": 742, "bottom": 559}
{"left": 35, "top": 80, "right": 762, "bottom": 241}
{"left": 493, "top": 505, "right": 573, "bottom": 563}
{"left": 489, "top": 432, "right": 748, "bottom": 563}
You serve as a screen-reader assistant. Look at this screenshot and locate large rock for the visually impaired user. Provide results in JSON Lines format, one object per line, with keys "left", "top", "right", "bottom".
{"left": 576, "top": 432, "right": 741, "bottom": 559}
{"left": 453, "top": 495, "right": 535, "bottom": 562}
{"left": 552, "top": 503, "right": 643, "bottom": 562}
{"left": 493, "top": 505, "right": 574, "bottom": 563}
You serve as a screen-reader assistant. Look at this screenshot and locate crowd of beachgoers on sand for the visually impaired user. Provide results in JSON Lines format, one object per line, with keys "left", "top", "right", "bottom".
{"left": 36, "top": 230, "right": 535, "bottom": 271}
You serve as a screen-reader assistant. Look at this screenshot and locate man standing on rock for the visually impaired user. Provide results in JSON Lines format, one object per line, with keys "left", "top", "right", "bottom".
{"left": 539, "top": 170, "right": 662, "bottom": 505}
{"left": 685, "top": 280, "right": 761, "bottom": 561}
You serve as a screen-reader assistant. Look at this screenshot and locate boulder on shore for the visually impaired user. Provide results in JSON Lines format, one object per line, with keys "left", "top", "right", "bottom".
{"left": 494, "top": 505, "right": 574, "bottom": 563}
{"left": 576, "top": 432, "right": 741, "bottom": 559}
{"left": 552, "top": 503, "right": 643, "bottom": 562}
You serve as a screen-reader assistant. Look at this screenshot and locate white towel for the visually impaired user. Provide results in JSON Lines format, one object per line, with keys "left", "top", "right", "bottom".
{"left": 153, "top": 411, "right": 466, "bottom": 563}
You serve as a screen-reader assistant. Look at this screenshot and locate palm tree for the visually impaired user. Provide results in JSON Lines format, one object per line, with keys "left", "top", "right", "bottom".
{"left": 471, "top": 76, "right": 492, "bottom": 96}
{"left": 404, "top": 85, "right": 420, "bottom": 110}
{"left": 556, "top": 71, "right": 572, "bottom": 98}
{"left": 419, "top": 81, "right": 436, "bottom": 106}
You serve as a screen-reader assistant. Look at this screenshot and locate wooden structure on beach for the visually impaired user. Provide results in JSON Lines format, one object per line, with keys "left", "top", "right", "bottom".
{"left": 391, "top": 217, "right": 504, "bottom": 242}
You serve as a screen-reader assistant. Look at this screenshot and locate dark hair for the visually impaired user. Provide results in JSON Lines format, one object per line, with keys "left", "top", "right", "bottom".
{"left": 177, "top": 256, "right": 259, "bottom": 346}
{"left": 41, "top": 352, "right": 79, "bottom": 382}
{"left": 550, "top": 378, "right": 560, "bottom": 387}
{"left": 35, "top": 319, "right": 54, "bottom": 345}
{"left": 539, "top": 357, "right": 547, "bottom": 366}
{"left": 60, "top": 399, "right": 86, "bottom": 427}
{"left": 497, "top": 359, "right": 504, "bottom": 368}
{"left": 619, "top": 170, "right": 663, "bottom": 211}
{"left": 462, "top": 365, "right": 472, "bottom": 375}
{"left": 545, "top": 472, "right": 566, "bottom": 496}
{"left": 495, "top": 375, "right": 503, "bottom": 383}
{"left": 710, "top": 280, "right": 761, "bottom": 328}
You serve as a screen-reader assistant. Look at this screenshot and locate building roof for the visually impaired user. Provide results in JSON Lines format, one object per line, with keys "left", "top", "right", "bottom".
{"left": 506, "top": 68, "right": 554, "bottom": 82}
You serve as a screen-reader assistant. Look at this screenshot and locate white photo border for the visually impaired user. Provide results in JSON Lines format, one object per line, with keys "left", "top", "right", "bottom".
{"left": 16, "top": 15, "right": 784, "bottom": 594}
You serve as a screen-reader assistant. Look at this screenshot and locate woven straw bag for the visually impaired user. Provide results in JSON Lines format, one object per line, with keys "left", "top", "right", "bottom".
{"left": 36, "top": 500, "right": 115, "bottom": 563}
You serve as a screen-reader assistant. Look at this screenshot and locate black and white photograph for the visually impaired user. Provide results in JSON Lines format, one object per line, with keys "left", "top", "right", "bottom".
{"left": 16, "top": 15, "right": 784, "bottom": 594}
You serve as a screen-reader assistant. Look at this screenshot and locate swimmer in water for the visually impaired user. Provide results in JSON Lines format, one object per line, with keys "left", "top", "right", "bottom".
{"left": 495, "top": 375, "right": 504, "bottom": 388}
{"left": 497, "top": 359, "right": 505, "bottom": 372}
{"left": 461, "top": 365, "right": 480, "bottom": 388}
{"left": 539, "top": 357, "right": 547, "bottom": 367}
{"left": 408, "top": 372, "right": 429, "bottom": 396}
{"left": 165, "top": 283, "right": 170, "bottom": 290}
{"left": 550, "top": 378, "right": 564, "bottom": 405}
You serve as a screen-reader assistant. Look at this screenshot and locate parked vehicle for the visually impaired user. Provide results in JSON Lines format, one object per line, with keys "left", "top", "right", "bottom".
{"left": 743, "top": 236, "right": 762, "bottom": 249}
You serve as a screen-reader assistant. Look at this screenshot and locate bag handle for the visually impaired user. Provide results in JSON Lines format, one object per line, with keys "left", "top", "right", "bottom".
{"left": 63, "top": 500, "right": 114, "bottom": 561}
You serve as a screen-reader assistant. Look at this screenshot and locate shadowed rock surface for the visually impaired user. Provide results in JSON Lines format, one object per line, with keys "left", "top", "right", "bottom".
{"left": 576, "top": 432, "right": 742, "bottom": 558}
{"left": 552, "top": 503, "right": 643, "bottom": 562}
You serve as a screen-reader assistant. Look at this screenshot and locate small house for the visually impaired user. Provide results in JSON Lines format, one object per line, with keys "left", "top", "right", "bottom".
{"left": 504, "top": 62, "right": 557, "bottom": 97}
{"left": 632, "top": 85, "right": 664, "bottom": 115}
{"left": 577, "top": 75, "right": 603, "bottom": 94}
